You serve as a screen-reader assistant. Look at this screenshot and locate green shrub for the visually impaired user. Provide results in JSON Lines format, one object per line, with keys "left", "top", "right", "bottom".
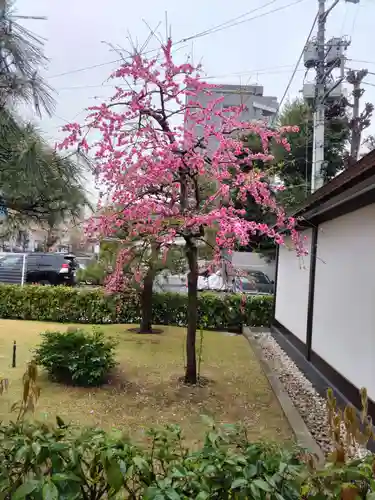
{"left": 0, "top": 418, "right": 305, "bottom": 499}
{"left": 0, "top": 284, "right": 274, "bottom": 328}
{"left": 1, "top": 417, "right": 374, "bottom": 500}
{"left": 77, "top": 261, "right": 108, "bottom": 285}
{"left": 33, "top": 327, "right": 117, "bottom": 387}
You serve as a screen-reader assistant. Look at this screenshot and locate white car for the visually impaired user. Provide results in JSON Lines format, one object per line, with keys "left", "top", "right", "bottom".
{"left": 198, "top": 270, "right": 274, "bottom": 294}
{"left": 198, "top": 270, "right": 227, "bottom": 292}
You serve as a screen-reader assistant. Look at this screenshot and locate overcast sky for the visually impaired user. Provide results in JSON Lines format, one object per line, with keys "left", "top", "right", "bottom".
{"left": 14, "top": 0, "right": 375, "bottom": 196}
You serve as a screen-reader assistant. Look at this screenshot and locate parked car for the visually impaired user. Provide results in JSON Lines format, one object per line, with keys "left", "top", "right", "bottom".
{"left": 233, "top": 271, "right": 274, "bottom": 295}
{"left": 0, "top": 252, "right": 78, "bottom": 286}
{"left": 198, "top": 269, "right": 274, "bottom": 295}
{"left": 198, "top": 270, "right": 225, "bottom": 292}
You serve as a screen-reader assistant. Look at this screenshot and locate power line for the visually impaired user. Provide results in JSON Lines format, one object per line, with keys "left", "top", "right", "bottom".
{"left": 51, "top": 64, "right": 306, "bottom": 128}
{"left": 349, "top": 2, "right": 360, "bottom": 35}
{"left": 48, "top": 0, "right": 305, "bottom": 80}
{"left": 56, "top": 83, "right": 118, "bottom": 91}
{"left": 49, "top": 2, "right": 311, "bottom": 129}
{"left": 53, "top": 65, "right": 304, "bottom": 92}
{"left": 180, "top": 0, "right": 307, "bottom": 43}
{"left": 48, "top": 60, "right": 123, "bottom": 79}
{"left": 347, "top": 58, "right": 375, "bottom": 66}
{"left": 48, "top": 46, "right": 162, "bottom": 79}
{"left": 272, "top": 11, "right": 319, "bottom": 123}
{"left": 180, "top": 0, "right": 279, "bottom": 42}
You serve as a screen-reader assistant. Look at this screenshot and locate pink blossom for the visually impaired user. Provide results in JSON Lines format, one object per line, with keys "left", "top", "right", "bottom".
{"left": 59, "top": 38, "right": 304, "bottom": 290}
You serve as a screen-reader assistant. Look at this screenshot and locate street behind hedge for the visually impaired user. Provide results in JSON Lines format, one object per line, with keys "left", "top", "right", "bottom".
{"left": 0, "top": 319, "right": 291, "bottom": 445}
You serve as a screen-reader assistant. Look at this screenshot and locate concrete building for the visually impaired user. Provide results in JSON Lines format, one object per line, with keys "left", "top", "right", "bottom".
{"left": 0, "top": 219, "right": 90, "bottom": 254}
{"left": 272, "top": 149, "right": 375, "bottom": 432}
{"left": 200, "top": 83, "right": 278, "bottom": 122}
{"left": 184, "top": 84, "right": 279, "bottom": 280}
{"left": 187, "top": 84, "right": 278, "bottom": 149}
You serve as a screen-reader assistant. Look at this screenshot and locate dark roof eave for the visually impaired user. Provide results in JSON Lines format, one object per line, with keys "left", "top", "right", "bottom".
{"left": 291, "top": 149, "right": 375, "bottom": 219}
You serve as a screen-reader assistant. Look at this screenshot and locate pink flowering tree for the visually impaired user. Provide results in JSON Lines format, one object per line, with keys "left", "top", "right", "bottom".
{"left": 101, "top": 224, "right": 186, "bottom": 334}
{"left": 60, "top": 39, "right": 301, "bottom": 384}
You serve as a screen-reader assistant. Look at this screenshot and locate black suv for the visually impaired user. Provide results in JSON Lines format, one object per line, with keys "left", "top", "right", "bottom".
{"left": 0, "top": 252, "right": 78, "bottom": 286}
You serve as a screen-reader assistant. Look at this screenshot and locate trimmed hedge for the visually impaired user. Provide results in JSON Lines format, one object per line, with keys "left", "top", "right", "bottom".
{"left": 0, "top": 284, "right": 273, "bottom": 329}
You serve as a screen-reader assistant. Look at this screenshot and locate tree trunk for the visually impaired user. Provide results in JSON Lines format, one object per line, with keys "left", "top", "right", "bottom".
{"left": 139, "top": 269, "right": 154, "bottom": 333}
{"left": 184, "top": 239, "right": 198, "bottom": 384}
{"left": 45, "top": 229, "right": 58, "bottom": 251}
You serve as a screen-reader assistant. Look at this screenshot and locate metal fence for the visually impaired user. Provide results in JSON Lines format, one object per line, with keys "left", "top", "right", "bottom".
{"left": 0, "top": 252, "right": 27, "bottom": 285}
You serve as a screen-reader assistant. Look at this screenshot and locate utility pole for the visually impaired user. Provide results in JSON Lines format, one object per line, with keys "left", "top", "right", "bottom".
{"left": 311, "top": 0, "right": 327, "bottom": 193}
{"left": 305, "top": 0, "right": 358, "bottom": 193}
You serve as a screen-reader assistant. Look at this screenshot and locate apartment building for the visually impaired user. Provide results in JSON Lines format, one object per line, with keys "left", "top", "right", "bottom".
{"left": 195, "top": 83, "right": 278, "bottom": 121}
{"left": 186, "top": 83, "right": 278, "bottom": 149}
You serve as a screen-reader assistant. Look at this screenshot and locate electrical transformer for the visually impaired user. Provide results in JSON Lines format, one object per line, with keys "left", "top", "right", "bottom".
{"left": 326, "top": 38, "right": 345, "bottom": 67}
{"left": 325, "top": 81, "right": 343, "bottom": 102}
{"left": 303, "top": 40, "right": 319, "bottom": 68}
{"left": 303, "top": 83, "right": 316, "bottom": 103}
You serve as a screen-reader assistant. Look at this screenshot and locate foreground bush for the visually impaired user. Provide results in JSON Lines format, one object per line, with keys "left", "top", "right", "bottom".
{"left": 0, "top": 419, "right": 304, "bottom": 499}
{"left": 1, "top": 370, "right": 374, "bottom": 499}
{"left": 33, "top": 327, "right": 117, "bottom": 386}
{"left": 1, "top": 417, "right": 374, "bottom": 499}
{"left": 0, "top": 284, "right": 273, "bottom": 328}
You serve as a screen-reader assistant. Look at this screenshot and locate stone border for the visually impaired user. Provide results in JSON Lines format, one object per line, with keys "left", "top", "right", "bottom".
{"left": 243, "top": 326, "right": 324, "bottom": 464}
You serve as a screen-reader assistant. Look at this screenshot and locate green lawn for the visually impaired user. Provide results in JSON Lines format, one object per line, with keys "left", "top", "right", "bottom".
{"left": 0, "top": 320, "right": 291, "bottom": 446}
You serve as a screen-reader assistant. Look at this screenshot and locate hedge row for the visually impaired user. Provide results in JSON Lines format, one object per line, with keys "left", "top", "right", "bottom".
{"left": 0, "top": 285, "right": 274, "bottom": 329}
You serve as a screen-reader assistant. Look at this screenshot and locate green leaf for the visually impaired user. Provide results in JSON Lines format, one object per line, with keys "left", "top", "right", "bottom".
{"left": 50, "top": 442, "right": 69, "bottom": 452}
{"left": 133, "top": 455, "right": 149, "bottom": 472}
{"left": 207, "top": 431, "right": 218, "bottom": 445}
{"left": 171, "top": 465, "right": 187, "bottom": 478}
{"left": 196, "top": 493, "right": 210, "bottom": 500}
{"left": 32, "top": 441, "right": 41, "bottom": 456}
{"left": 13, "top": 481, "right": 39, "bottom": 500}
{"left": 278, "top": 462, "right": 288, "bottom": 474}
{"left": 244, "top": 464, "right": 257, "bottom": 479}
{"left": 275, "top": 493, "right": 287, "bottom": 500}
{"left": 52, "top": 472, "right": 81, "bottom": 482}
{"left": 106, "top": 461, "right": 123, "bottom": 491}
{"left": 144, "top": 486, "right": 164, "bottom": 500}
{"left": 231, "top": 478, "right": 248, "bottom": 489}
{"left": 253, "top": 478, "right": 272, "bottom": 492}
{"left": 165, "top": 488, "right": 181, "bottom": 500}
{"left": 15, "top": 445, "right": 29, "bottom": 462}
{"left": 250, "top": 482, "right": 261, "bottom": 499}
{"left": 42, "top": 481, "right": 58, "bottom": 500}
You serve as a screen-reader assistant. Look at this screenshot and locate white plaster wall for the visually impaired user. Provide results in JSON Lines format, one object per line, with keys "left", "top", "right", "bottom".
{"left": 312, "top": 204, "right": 375, "bottom": 401}
{"left": 275, "top": 229, "right": 312, "bottom": 343}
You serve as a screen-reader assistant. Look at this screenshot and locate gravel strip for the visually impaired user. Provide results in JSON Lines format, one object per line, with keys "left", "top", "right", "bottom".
{"left": 252, "top": 331, "right": 369, "bottom": 458}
